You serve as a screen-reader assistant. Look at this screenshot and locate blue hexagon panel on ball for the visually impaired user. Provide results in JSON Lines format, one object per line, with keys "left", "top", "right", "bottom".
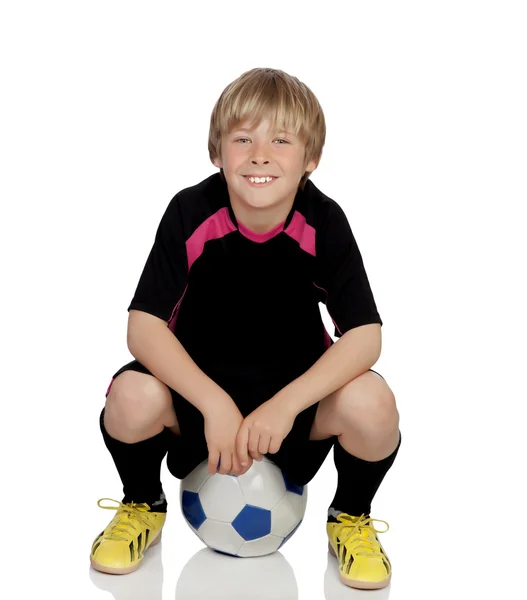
{"left": 179, "top": 456, "right": 308, "bottom": 557}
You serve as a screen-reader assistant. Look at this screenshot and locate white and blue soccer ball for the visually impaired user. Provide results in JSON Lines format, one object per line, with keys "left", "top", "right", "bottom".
{"left": 179, "top": 456, "right": 307, "bottom": 557}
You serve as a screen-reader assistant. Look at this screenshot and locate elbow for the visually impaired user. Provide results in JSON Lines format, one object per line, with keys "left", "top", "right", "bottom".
{"left": 358, "top": 323, "right": 382, "bottom": 364}
{"left": 370, "top": 323, "right": 382, "bottom": 360}
{"left": 341, "top": 322, "right": 382, "bottom": 364}
{"left": 373, "top": 325, "right": 382, "bottom": 363}
{"left": 127, "top": 324, "right": 139, "bottom": 355}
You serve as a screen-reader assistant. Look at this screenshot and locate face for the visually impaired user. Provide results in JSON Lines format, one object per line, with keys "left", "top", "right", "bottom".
{"left": 212, "top": 118, "right": 318, "bottom": 229}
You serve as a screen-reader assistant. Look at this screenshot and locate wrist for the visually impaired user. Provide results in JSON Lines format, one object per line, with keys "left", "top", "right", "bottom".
{"left": 201, "top": 392, "right": 236, "bottom": 418}
{"left": 270, "top": 392, "right": 301, "bottom": 419}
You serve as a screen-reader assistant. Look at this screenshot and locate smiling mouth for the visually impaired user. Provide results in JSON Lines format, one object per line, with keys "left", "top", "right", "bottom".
{"left": 243, "top": 176, "right": 278, "bottom": 187}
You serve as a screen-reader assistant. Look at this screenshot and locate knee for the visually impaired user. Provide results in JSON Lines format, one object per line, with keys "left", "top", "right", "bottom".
{"left": 337, "top": 382, "right": 399, "bottom": 432}
{"left": 105, "top": 372, "right": 172, "bottom": 428}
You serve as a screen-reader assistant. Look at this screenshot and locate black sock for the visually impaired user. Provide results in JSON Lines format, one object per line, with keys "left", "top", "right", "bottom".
{"left": 99, "top": 408, "right": 170, "bottom": 512}
{"left": 328, "top": 431, "right": 402, "bottom": 521}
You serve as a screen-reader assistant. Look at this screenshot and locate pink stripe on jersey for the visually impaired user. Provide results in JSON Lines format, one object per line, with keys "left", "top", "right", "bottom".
{"left": 168, "top": 283, "right": 189, "bottom": 333}
{"left": 169, "top": 208, "right": 236, "bottom": 333}
{"left": 105, "top": 378, "right": 114, "bottom": 396}
{"left": 237, "top": 218, "right": 286, "bottom": 242}
{"left": 284, "top": 211, "right": 316, "bottom": 256}
{"left": 185, "top": 207, "right": 237, "bottom": 271}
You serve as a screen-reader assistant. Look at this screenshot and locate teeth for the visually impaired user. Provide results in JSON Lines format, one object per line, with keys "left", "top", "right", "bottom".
{"left": 248, "top": 176, "right": 273, "bottom": 183}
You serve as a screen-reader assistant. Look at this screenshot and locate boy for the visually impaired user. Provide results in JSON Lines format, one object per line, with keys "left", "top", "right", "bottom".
{"left": 91, "top": 67, "right": 402, "bottom": 590}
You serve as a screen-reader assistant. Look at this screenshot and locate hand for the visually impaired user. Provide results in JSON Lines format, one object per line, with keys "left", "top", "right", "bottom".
{"left": 203, "top": 399, "right": 253, "bottom": 476}
{"left": 236, "top": 398, "right": 297, "bottom": 464}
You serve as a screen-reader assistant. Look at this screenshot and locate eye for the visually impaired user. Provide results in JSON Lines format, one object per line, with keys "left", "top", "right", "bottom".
{"left": 235, "top": 138, "right": 289, "bottom": 144}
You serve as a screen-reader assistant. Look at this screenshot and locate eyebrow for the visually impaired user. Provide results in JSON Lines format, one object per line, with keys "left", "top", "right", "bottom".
{"left": 233, "top": 127, "right": 295, "bottom": 136}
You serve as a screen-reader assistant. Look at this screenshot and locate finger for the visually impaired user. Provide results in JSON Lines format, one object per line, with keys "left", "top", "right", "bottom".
{"left": 240, "top": 456, "right": 253, "bottom": 475}
{"left": 232, "top": 451, "right": 247, "bottom": 476}
{"left": 238, "top": 455, "right": 253, "bottom": 476}
{"left": 208, "top": 449, "right": 219, "bottom": 475}
{"left": 258, "top": 435, "right": 271, "bottom": 457}
{"left": 236, "top": 424, "right": 250, "bottom": 467}
{"left": 218, "top": 452, "right": 232, "bottom": 475}
{"left": 230, "top": 452, "right": 242, "bottom": 476}
{"left": 248, "top": 430, "right": 263, "bottom": 461}
{"left": 268, "top": 436, "right": 282, "bottom": 454}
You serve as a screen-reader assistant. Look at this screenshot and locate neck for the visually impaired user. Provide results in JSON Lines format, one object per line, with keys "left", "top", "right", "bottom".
{"left": 231, "top": 202, "right": 293, "bottom": 233}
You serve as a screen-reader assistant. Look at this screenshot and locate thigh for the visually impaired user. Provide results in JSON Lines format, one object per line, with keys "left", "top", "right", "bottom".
{"left": 309, "top": 368, "right": 387, "bottom": 440}
{"left": 265, "top": 368, "right": 386, "bottom": 486}
{"left": 107, "top": 360, "right": 209, "bottom": 479}
{"left": 105, "top": 359, "right": 180, "bottom": 430}
{"left": 106, "top": 359, "right": 184, "bottom": 412}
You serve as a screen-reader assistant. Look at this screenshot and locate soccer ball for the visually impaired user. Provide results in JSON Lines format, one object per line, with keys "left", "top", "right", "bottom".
{"left": 179, "top": 456, "right": 307, "bottom": 557}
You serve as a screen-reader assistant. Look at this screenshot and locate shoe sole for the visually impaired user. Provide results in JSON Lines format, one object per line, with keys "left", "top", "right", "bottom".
{"left": 328, "top": 541, "right": 391, "bottom": 590}
{"left": 90, "top": 530, "right": 162, "bottom": 575}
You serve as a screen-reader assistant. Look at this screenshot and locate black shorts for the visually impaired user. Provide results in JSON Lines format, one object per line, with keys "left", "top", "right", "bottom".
{"left": 105, "top": 359, "right": 384, "bottom": 486}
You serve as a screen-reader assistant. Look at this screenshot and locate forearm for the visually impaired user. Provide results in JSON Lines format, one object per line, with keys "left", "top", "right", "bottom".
{"left": 274, "top": 323, "right": 382, "bottom": 415}
{"left": 127, "top": 310, "right": 231, "bottom": 415}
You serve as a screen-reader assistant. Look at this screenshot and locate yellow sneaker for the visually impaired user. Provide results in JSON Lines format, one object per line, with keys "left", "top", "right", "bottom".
{"left": 90, "top": 498, "right": 166, "bottom": 575}
{"left": 327, "top": 513, "right": 391, "bottom": 590}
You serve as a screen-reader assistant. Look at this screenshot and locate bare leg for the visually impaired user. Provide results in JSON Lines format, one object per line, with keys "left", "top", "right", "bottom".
{"left": 104, "top": 371, "right": 181, "bottom": 443}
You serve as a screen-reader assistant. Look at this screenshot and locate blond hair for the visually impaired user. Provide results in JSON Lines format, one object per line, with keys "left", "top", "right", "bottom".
{"left": 208, "top": 68, "right": 326, "bottom": 190}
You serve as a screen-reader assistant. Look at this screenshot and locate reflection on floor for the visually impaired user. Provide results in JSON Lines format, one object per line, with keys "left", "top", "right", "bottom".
{"left": 89, "top": 543, "right": 392, "bottom": 600}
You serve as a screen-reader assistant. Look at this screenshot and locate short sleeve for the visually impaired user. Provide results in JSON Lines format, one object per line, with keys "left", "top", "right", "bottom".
{"left": 127, "top": 196, "right": 188, "bottom": 323}
{"left": 315, "top": 201, "right": 382, "bottom": 337}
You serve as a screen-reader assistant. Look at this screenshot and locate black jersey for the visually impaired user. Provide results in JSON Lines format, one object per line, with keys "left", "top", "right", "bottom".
{"left": 127, "top": 173, "right": 382, "bottom": 386}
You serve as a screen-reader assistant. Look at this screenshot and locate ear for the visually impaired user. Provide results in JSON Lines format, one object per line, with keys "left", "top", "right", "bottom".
{"left": 305, "top": 157, "right": 318, "bottom": 173}
{"left": 212, "top": 156, "right": 223, "bottom": 169}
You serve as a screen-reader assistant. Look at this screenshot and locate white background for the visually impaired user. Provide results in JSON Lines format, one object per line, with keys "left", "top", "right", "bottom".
{"left": 2, "top": 1, "right": 526, "bottom": 599}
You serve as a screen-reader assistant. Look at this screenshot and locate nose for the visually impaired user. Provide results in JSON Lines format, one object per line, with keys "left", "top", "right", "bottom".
{"left": 250, "top": 140, "right": 270, "bottom": 165}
